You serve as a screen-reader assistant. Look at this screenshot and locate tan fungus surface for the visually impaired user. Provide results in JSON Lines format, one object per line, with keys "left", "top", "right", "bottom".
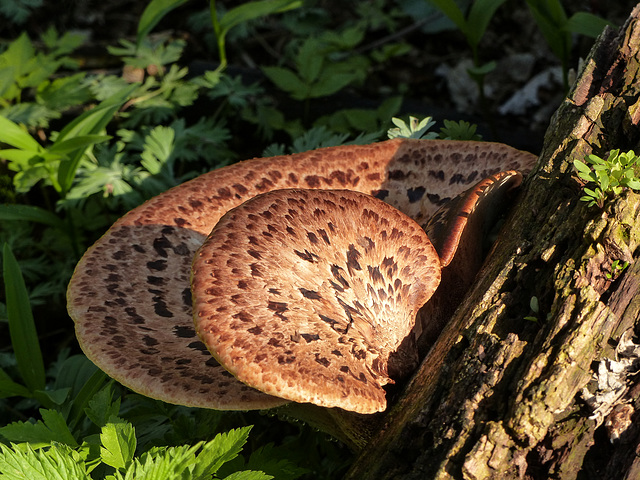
{"left": 192, "top": 189, "right": 440, "bottom": 413}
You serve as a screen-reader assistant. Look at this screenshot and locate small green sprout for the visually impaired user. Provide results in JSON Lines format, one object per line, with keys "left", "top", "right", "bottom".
{"left": 524, "top": 296, "right": 540, "bottom": 322}
{"left": 573, "top": 149, "right": 640, "bottom": 208}
{"left": 387, "top": 116, "right": 437, "bottom": 139}
{"left": 606, "top": 259, "right": 629, "bottom": 279}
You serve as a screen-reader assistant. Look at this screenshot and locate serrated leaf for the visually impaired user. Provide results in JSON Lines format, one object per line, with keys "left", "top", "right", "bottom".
{"left": 100, "top": 420, "right": 136, "bottom": 471}
{"left": 37, "top": 73, "right": 92, "bottom": 112}
{"left": 184, "top": 426, "right": 251, "bottom": 478}
{"left": 0, "top": 33, "right": 35, "bottom": 78}
{"left": 120, "top": 443, "right": 201, "bottom": 480}
{"left": 0, "top": 409, "right": 77, "bottom": 447}
{"left": 0, "top": 442, "right": 90, "bottom": 480}
{"left": 223, "top": 471, "right": 274, "bottom": 480}
{"left": 191, "top": 427, "right": 253, "bottom": 477}
{"left": 140, "top": 125, "right": 175, "bottom": 175}
{"left": 308, "top": 71, "right": 357, "bottom": 99}
{"left": 41, "top": 27, "right": 86, "bottom": 57}
{"left": 2, "top": 243, "right": 45, "bottom": 392}
{"left": 85, "top": 384, "right": 121, "bottom": 428}
{"left": 0, "top": 66, "right": 16, "bottom": 98}
{"left": 296, "top": 39, "right": 324, "bottom": 83}
{"left": 262, "top": 66, "right": 307, "bottom": 98}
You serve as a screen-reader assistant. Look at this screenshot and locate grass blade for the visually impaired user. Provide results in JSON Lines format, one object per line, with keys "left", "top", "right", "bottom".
{"left": 2, "top": 243, "right": 45, "bottom": 392}
{"left": 56, "top": 84, "right": 137, "bottom": 197}
{"left": 137, "top": 0, "right": 190, "bottom": 46}
{"left": 220, "top": 0, "right": 302, "bottom": 36}
{"left": 0, "top": 115, "right": 41, "bottom": 151}
{"left": 0, "top": 204, "right": 65, "bottom": 229}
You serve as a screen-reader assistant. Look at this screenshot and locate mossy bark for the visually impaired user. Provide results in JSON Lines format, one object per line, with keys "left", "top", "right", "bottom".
{"left": 345, "top": 5, "right": 640, "bottom": 479}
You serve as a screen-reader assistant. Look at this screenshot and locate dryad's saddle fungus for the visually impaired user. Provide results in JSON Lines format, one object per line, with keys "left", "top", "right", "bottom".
{"left": 67, "top": 139, "right": 536, "bottom": 417}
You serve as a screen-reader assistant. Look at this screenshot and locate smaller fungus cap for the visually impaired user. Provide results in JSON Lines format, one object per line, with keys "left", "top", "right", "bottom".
{"left": 192, "top": 189, "right": 442, "bottom": 414}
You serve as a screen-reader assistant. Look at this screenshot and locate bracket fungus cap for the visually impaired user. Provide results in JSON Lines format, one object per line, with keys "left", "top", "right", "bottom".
{"left": 192, "top": 188, "right": 441, "bottom": 414}
{"left": 67, "top": 138, "right": 537, "bottom": 413}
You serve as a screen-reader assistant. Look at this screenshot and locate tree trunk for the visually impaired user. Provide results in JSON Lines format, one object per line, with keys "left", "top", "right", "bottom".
{"left": 345, "top": 5, "right": 640, "bottom": 479}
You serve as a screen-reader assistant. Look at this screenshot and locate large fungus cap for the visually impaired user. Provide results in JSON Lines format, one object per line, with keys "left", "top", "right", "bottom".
{"left": 192, "top": 189, "right": 441, "bottom": 414}
{"left": 67, "top": 138, "right": 537, "bottom": 412}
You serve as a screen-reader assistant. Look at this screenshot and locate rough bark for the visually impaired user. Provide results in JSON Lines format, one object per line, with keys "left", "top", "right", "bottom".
{"left": 345, "top": 5, "right": 640, "bottom": 479}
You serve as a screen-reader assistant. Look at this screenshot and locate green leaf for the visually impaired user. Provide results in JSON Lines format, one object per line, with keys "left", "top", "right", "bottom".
{"left": 597, "top": 171, "right": 610, "bottom": 192}
{"left": 191, "top": 426, "right": 252, "bottom": 476}
{"left": 54, "top": 356, "right": 107, "bottom": 430}
{"left": 0, "top": 204, "right": 64, "bottom": 229}
{"left": 240, "top": 443, "right": 309, "bottom": 480}
{"left": 439, "top": 119, "right": 482, "bottom": 141}
{"left": 0, "top": 442, "right": 90, "bottom": 480}
{"left": 626, "top": 178, "right": 640, "bottom": 190}
{"left": 296, "top": 39, "right": 324, "bottom": 83}
{"left": 223, "top": 471, "right": 274, "bottom": 480}
{"left": 33, "top": 388, "right": 71, "bottom": 408}
{"left": 85, "top": 383, "right": 121, "bottom": 428}
{"left": 586, "top": 153, "right": 606, "bottom": 165}
{"left": 426, "top": 0, "right": 467, "bottom": 33}
{"left": 583, "top": 187, "right": 601, "bottom": 198}
{"left": 0, "top": 115, "right": 42, "bottom": 151}
{"left": 37, "top": 73, "right": 92, "bottom": 112}
{"left": 307, "top": 71, "right": 358, "bottom": 99}
{"left": 467, "top": 60, "right": 496, "bottom": 77}
{"left": 526, "top": 0, "right": 570, "bottom": 61}
{"left": 466, "top": 0, "right": 508, "bottom": 47}
{"left": 49, "top": 134, "right": 111, "bottom": 154}
{"left": 219, "top": 0, "right": 302, "bottom": 37}
{"left": 2, "top": 243, "right": 45, "bottom": 392}
{"left": 137, "top": 0, "right": 190, "bottom": 46}
{"left": 573, "top": 159, "right": 592, "bottom": 174}
{"left": 0, "top": 409, "right": 78, "bottom": 447}
{"left": 41, "top": 27, "right": 86, "bottom": 57}
{"left": 140, "top": 126, "right": 175, "bottom": 175}
{"left": 0, "top": 368, "right": 31, "bottom": 399}
{"left": 56, "top": 83, "right": 137, "bottom": 196}
{"left": 100, "top": 420, "right": 136, "bottom": 471}
{"left": 0, "top": 66, "right": 16, "bottom": 98}
{"left": 565, "top": 12, "right": 614, "bottom": 38}
{"left": 0, "top": 33, "right": 35, "bottom": 79}
{"left": 262, "top": 66, "right": 307, "bottom": 98}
